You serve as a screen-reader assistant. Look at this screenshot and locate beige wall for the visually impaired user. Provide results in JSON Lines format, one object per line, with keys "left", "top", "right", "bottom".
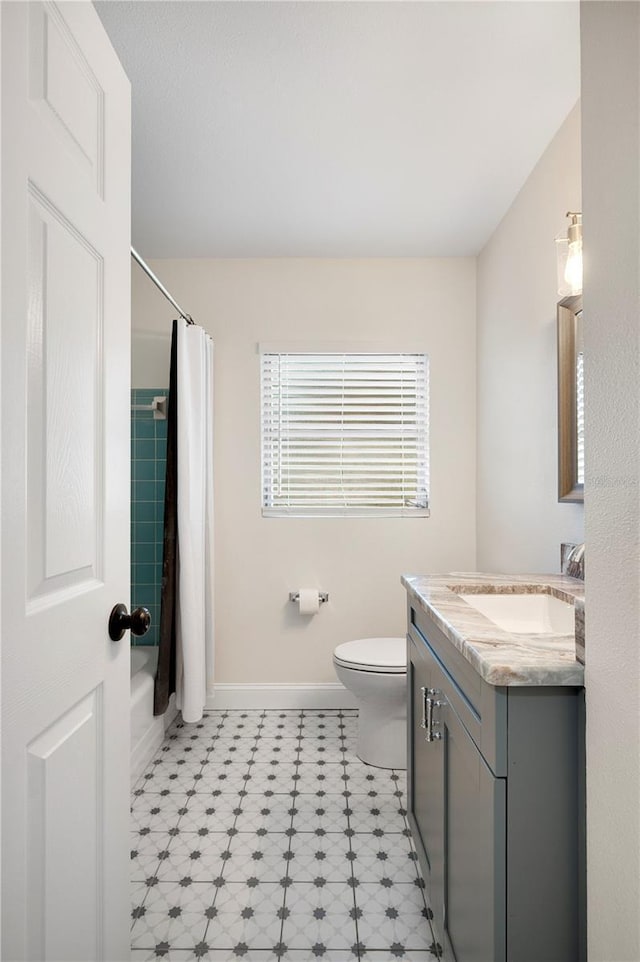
{"left": 133, "top": 258, "right": 477, "bottom": 683}
{"left": 581, "top": 3, "right": 640, "bottom": 958}
{"left": 476, "top": 104, "right": 584, "bottom": 573}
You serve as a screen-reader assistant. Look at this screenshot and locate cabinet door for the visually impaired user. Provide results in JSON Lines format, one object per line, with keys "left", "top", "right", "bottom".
{"left": 408, "top": 636, "right": 444, "bottom": 916}
{"left": 409, "top": 630, "right": 506, "bottom": 962}
{"left": 440, "top": 692, "right": 506, "bottom": 962}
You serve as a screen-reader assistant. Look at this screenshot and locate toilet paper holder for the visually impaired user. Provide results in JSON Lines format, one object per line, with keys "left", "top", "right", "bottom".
{"left": 289, "top": 592, "right": 329, "bottom": 604}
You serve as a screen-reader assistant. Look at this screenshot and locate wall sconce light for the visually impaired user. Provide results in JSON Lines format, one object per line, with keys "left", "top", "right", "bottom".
{"left": 556, "top": 211, "right": 583, "bottom": 296}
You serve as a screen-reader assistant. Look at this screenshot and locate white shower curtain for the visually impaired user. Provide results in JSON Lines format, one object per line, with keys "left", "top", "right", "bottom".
{"left": 175, "top": 319, "right": 214, "bottom": 723}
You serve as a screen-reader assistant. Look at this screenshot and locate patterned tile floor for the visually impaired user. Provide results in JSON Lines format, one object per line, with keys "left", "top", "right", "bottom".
{"left": 131, "top": 709, "right": 439, "bottom": 962}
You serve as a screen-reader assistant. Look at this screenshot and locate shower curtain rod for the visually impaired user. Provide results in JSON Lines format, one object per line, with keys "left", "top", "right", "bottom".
{"left": 131, "top": 247, "right": 195, "bottom": 325}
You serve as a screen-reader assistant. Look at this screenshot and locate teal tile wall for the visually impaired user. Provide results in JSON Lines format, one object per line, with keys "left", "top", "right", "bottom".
{"left": 131, "top": 388, "right": 169, "bottom": 647}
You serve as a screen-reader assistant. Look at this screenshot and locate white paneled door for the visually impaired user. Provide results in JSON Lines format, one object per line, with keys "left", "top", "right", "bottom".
{"left": 1, "top": 3, "right": 131, "bottom": 960}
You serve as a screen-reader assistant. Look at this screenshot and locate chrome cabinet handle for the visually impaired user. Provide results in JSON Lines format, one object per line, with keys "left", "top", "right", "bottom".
{"left": 419, "top": 686, "right": 445, "bottom": 741}
{"left": 420, "top": 686, "right": 428, "bottom": 729}
{"left": 425, "top": 692, "right": 434, "bottom": 738}
{"left": 425, "top": 689, "right": 445, "bottom": 742}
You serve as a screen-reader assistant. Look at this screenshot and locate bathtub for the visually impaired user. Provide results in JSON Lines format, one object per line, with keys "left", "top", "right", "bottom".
{"left": 130, "top": 645, "right": 177, "bottom": 784}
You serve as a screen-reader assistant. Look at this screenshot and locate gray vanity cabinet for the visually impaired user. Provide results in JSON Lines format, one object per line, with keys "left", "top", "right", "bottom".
{"left": 409, "top": 629, "right": 505, "bottom": 961}
{"left": 409, "top": 637, "right": 443, "bottom": 907}
{"left": 407, "top": 601, "right": 585, "bottom": 962}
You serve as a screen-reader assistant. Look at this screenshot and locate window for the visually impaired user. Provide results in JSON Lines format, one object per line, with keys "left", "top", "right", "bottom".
{"left": 261, "top": 351, "right": 429, "bottom": 517}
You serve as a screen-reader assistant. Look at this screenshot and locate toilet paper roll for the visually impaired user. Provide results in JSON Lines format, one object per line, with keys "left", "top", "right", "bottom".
{"left": 298, "top": 588, "right": 320, "bottom": 615}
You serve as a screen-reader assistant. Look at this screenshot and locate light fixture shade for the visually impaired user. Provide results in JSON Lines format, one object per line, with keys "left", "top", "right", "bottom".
{"left": 556, "top": 212, "right": 583, "bottom": 296}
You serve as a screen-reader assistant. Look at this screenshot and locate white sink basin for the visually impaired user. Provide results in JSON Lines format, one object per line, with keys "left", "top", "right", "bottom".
{"left": 459, "top": 592, "right": 575, "bottom": 635}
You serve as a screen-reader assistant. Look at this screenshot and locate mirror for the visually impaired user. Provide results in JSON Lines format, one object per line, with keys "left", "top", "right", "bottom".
{"left": 557, "top": 295, "right": 584, "bottom": 502}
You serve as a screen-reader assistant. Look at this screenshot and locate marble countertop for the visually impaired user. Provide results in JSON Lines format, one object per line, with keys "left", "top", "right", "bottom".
{"left": 402, "top": 572, "right": 585, "bottom": 687}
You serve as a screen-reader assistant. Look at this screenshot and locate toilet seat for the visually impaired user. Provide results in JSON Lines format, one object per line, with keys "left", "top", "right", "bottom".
{"left": 333, "top": 637, "right": 406, "bottom": 674}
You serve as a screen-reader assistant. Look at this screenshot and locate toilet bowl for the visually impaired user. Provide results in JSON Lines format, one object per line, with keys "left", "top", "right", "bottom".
{"left": 333, "top": 637, "right": 407, "bottom": 770}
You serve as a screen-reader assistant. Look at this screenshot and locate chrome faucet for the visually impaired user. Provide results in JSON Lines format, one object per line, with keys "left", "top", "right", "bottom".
{"left": 563, "top": 542, "right": 585, "bottom": 580}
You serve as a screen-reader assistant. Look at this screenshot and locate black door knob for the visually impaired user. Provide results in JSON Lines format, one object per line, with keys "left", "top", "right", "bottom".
{"left": 108, "top": 603, "right": 151, "bottom": 641}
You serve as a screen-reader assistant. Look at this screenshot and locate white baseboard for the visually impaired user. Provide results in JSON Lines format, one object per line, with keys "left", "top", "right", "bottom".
{"left": 206, "top": 683, "right": 358, "bottom": 711}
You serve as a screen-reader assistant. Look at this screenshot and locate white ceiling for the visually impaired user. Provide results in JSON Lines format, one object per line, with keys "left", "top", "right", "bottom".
{"left": 95, "top": 1, "right": 580, "bottom": 258}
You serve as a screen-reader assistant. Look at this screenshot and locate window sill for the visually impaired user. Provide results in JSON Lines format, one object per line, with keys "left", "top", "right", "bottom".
{"left": 261, "top": 507, "right": 430, "bottom": 519}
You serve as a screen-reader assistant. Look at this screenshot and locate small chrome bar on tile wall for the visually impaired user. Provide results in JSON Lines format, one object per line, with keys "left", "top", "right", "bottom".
{"left": 131, "top": 396, "right": 167, "bottom": 420}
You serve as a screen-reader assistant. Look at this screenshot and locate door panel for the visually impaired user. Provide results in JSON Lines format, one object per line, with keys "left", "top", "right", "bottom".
{"left": 27, "top": 689, "right": 103, "bottom": 962}
{"left": 1, "top": 3, "right": 131, "bottom": 960}
{"left": 29, "top": 1, "right": 106, "bottom": 195}
{"left": 443, "top": 696, "right": 506, "bottom": 962}
{"left": 408, "top": 636, "right": 444, "bottom": 925}
{"left": 409, "top": 659, "right": 431, "bottom": 872}
{"left": 410, "top": 629, "right": 506, "bottom": 962}
{"left": 26, "top": 184, "right": 103, "bottom": 602}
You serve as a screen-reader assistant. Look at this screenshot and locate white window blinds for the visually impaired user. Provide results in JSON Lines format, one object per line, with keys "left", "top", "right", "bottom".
{"left": 261, "top": 352, "right": 429, "bottom": 517}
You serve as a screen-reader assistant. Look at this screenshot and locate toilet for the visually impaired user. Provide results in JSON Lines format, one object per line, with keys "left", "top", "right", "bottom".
{"left": 333, "top": 637, "right": 407, "bottom": 770}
